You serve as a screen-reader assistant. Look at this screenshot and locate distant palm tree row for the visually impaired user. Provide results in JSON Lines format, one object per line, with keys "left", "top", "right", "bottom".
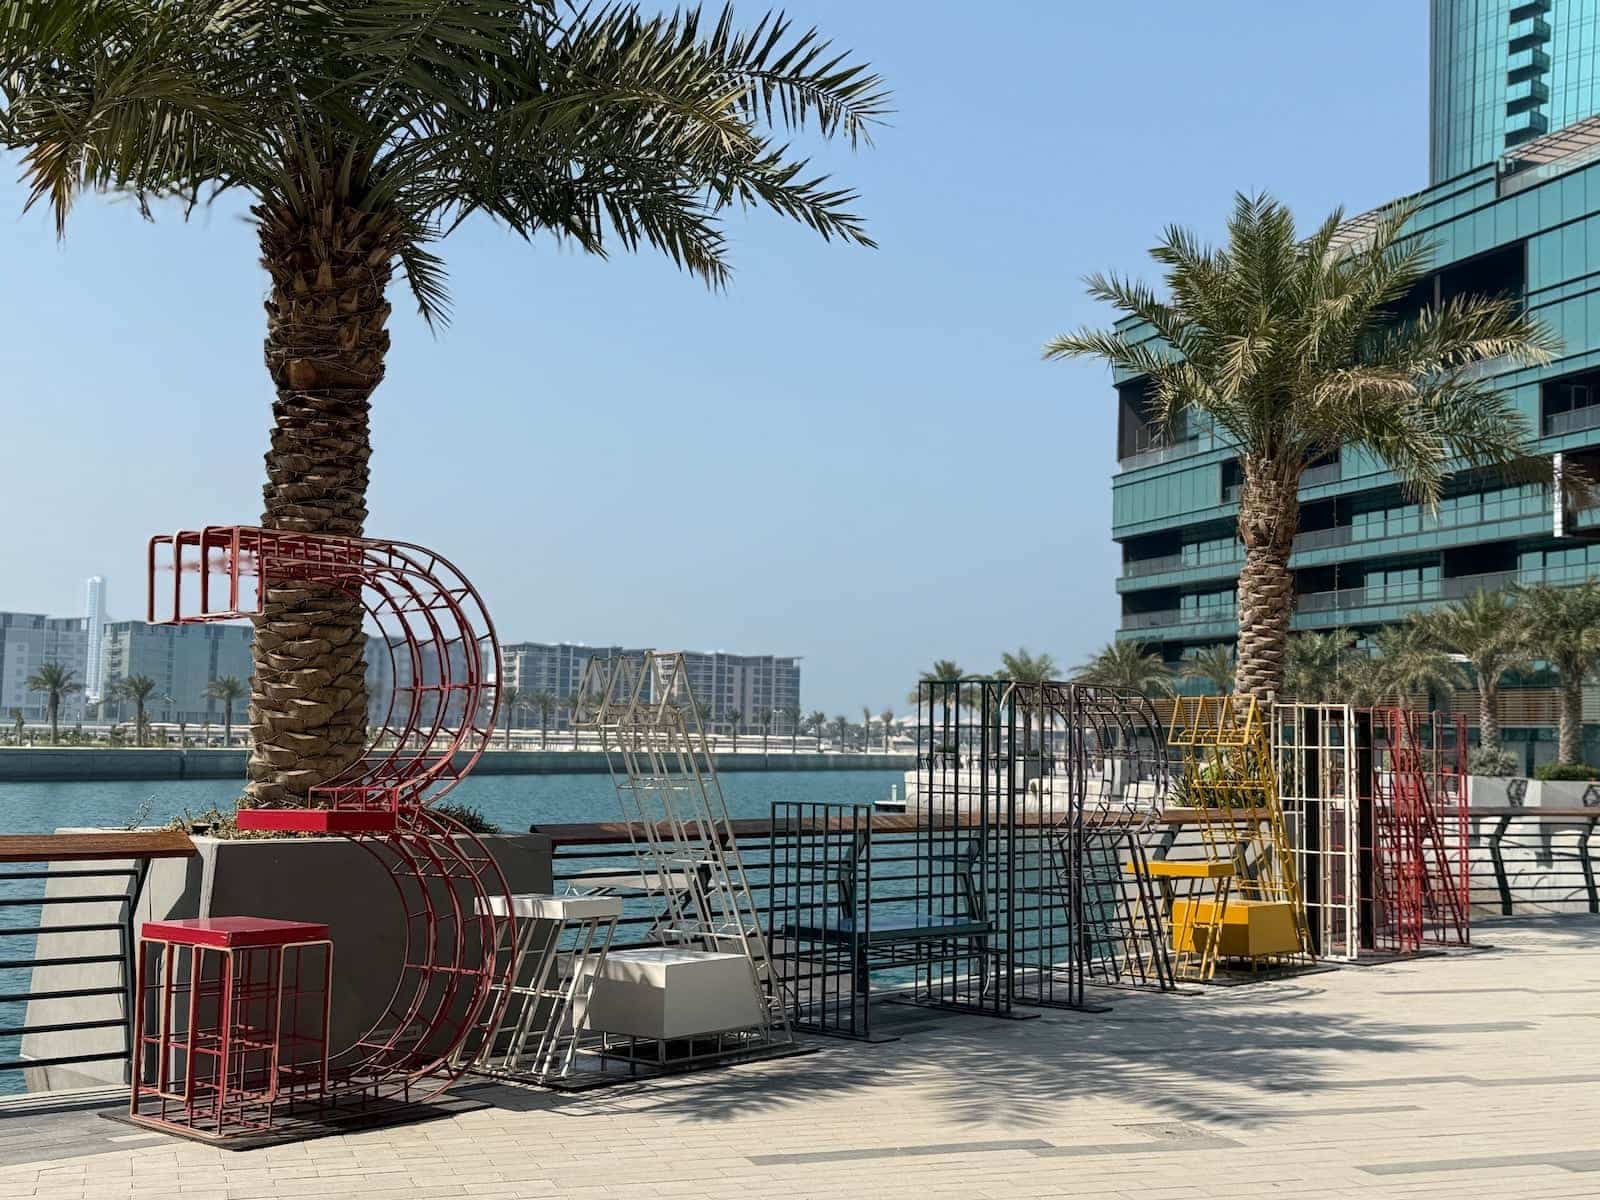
{"left": 15, "top": 665, "right": 250, "bottom": 747}
{"left": 1074, "top": 581, "right": 1600, "bottom": 769}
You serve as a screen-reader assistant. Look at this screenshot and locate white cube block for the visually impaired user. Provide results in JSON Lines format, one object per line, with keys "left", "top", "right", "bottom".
{"left": 579, "top": 948, "right": 762, "bottom": 1039}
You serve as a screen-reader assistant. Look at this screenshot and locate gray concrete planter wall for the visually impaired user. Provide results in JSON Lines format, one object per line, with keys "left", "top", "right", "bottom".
{"left": 22, "top": 831, "right": 550, "bottom": 1093}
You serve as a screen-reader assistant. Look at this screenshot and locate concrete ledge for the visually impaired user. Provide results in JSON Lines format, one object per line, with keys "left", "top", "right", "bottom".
{"left": 0, "top": 748, "right": 911, "bottom": 782}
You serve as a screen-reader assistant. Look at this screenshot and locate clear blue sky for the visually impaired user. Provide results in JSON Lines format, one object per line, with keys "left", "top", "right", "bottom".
{"left": 0, "top": 2, "right": 1428, "bottom": 715}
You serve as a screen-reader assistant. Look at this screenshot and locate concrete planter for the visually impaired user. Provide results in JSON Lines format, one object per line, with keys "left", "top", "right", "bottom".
{"left": 22, "top": 830, "right": 551, "bottom": 1092}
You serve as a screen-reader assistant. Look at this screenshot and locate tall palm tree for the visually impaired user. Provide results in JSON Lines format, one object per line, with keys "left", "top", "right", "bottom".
{"left": 832, "top": 714, "right": 850, "bottom": 750}
{"left": 784, "top": 705, "right": 802, "bottom": 754}
{"left": 996, "top": 648, "right": 1058, "bottom": 753}
{"left": 2, "top": 1, "right": 885, "bottom": 804}
{"left": 907, "top": 659, "right": 967, "bottom": 706}
{"left": 531, "top": 690, "right": 557, "bottom": 749}
{"left": 860, "top": 705, "right": 874, "bottom": 752}
{"left": 756, "top": 707, "right": 774, "bottom": 754}
{"left": 498, "top": 686, "right": 524, "bottom": 750}
{"left": 1352, "top": 623, "right": 1465, "bottom": 709}
{"left": 113, "top": 676, "right": 158, "bottom": 747}
{"left": 8, "top": 708, "right": 22, "bottom": 745}
{"left": 1515, "top": 582, "right": 1600, "bottom": 765}
{"left": 1416, "top": 590, "right": 1531, "bottom": 757}
{"left": 1074, "top": 642, "right": 1171, "bottom": 695}
{"left": 727, "top": 709, "right": 742, "bottom": 752}
{"left": 1180, "top": 644, "right": 1235, "bottom": 696}
{"left": 565, "top": 692, "right": 582, "bottom": 749}
{"left": 1283, "top": 629, "right": 1359, "bottom": 702}
{"left": 204, "top": 676, "right": 247, "bottom": 748}
{"left": 1046, "top": 193, "right": 1556, "bottom": 698}
{"left": 807, "top": 709, "right": 828, "bottom": 750}
{"left": 879, "top": 707, "right": 894, "bottom": 751}
{"left": 24, "top": 662, "right": 80, "bottom": 745}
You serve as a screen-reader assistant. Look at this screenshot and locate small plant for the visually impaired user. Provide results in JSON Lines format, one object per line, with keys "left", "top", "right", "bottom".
{"left": 1534, "top": 762, "right": 1600, "bottom": 782}
{"left": 432, "top": 802, "right": 501, "bottom": 834}
{"left": 1468, "top": 747, "right": 1520, "bottom": 778}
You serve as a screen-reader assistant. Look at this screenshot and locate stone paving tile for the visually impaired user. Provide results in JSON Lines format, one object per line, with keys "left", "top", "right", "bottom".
{"left": 2, "top": 915, "right": 1598, "bottom": 1198}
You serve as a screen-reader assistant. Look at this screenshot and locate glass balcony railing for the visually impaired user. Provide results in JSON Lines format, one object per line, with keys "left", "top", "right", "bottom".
{"left": 1544, "top": 405, "right": 1600, "bottom": 437}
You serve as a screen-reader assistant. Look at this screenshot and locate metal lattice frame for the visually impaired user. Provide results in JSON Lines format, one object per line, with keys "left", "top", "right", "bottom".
{"left": 141, "top": 526, "right": 514, "bottom": 1127}
{"left": 572, "top": 651, "right": 793, "bottom": 1055}
{"left": 1363, "top": 708, "right": 1471, "bottom": 955}
{"left": 1006, "top": 682, "right": 1175, "bottom": 1009}
{"left": 1160, "top": 696, "right": 1313, "bottom": 980}
{"left": 1273, "top": 703, "right": 1360, "bottom": 962}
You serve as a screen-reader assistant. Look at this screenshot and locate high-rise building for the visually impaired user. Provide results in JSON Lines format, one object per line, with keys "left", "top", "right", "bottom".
{"left": 1431, "top": 0, "right": 1600, "bottom": 183}
{"left": 498, "top": 643, "right": 643, "bottom": 731}
{"left": 0, "top": 613, "right": 91, "bottom": 723}
{"left": 100, "top": 620, "right": 253, "bottom": 726}
{"left": 1111, "top": 10, "right": 1600, "bottom": 770}
{"left": 83, "top": 576, "right": 107, "bottom": 701}
{"left": 660, "top": 651, "right": 803, "bottom": 730}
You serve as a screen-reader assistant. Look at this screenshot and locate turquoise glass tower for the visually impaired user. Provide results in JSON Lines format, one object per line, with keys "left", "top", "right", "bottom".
{"left": 1432, "top": 0, "right": 1600, "bottom": 183}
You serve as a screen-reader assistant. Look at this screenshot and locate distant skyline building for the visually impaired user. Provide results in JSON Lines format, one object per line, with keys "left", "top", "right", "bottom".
{"left": 0, "top": 613, "right": 90, "bottom": 724}
{"left": 100, "top": 620, "right": 253, "bottom": 727}
{"left": 83, "top": 576, "right": 107, "bottom": 701}
{"left": 1431, "top": 0, "right": 1600, "bottom": 182}
{"left": 662, "top": 650, "right": 803, "bottom": 728}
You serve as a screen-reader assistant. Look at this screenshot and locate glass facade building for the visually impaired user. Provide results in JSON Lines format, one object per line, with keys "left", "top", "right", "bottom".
{"left": 1110, "top": 112, "right": 1600, "bottom": 767}
{"left": 1432, "top": 0, "right": 1600, "bottom": 183}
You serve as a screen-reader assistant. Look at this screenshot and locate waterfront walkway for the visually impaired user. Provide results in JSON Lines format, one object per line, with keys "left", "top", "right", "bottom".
{"left": 3, "top": 916, "right": 1598, "bottom": 1199}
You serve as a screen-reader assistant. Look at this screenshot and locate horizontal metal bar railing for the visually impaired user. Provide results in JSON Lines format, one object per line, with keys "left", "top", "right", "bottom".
{"left": 0, "top": 831, "right": 194, "bottom": 1082}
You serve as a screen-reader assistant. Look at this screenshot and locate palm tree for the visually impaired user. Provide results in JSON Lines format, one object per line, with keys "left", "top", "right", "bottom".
{"left": 1074, "top": 642, "right": 1171, "bottom": 695}
{"left": 566, "top": 692, "right": 582, "bottom": 749}
{"left": 832, "top": 714, "right": 850, "bottom": 750}
{"left": 861, "top": 705, "right": 874, "bottom": 752}
{"left": 807, "top": 709, "right": 828, "bottom": 750}
{"left": 8, "top": 708, "right": 22, "bottom": 745}
{"left": 1181, "top": 644, "right": 1235, "bottom": 696}
{"left": 1353, "top": 623, "right": 1465, "bottom": 709}
{"left": 113, "top": 676, "right": 158, "bottom": 747}
{"left": 784, "top": 705, "right": 802, "bottom": 754}
{"left": 1283, "top": 629, "right": 1359, "bottom": 702}
{"left": 1046, "top": 194, "right": 1556, "bottom": 698}
{"left": 204, "top": 676, "right": 247, "bottom": 748}
{"left": 907, "top": 659, "right": 966, "bottom": 705}
{"left": 727, "top": 709, "right": 742, "bottom": 752}
{"left": 757, "top": 708, "right": 774, "bottom": 754}
{"left": 1515, "top": 582, "right": 1600, "bottom": 765}
{"left": 879, "top": 707, "right": 894, "bottom": 751}
{"left": 24, "top": 662, "right": 81, "bottom": 745}
{"left": 531, "top": 690, "right": 557, "bottom": 749}
{"left": 1416, "top": 590, "right": 1531, "bottom": 757}
{"left": 498, "top": 686, "right": 524, "bottom": 750}
{"left": 996, "top": 648, "right": 1058, "bottom": 753}
{"left": 3, "top": 2, "right": 885, "bottom": 804}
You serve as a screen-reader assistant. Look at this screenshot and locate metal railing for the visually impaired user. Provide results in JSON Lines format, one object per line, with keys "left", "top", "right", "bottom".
{"left": 1475, "top": 806, "right": 1600, "bottom": 916}
{"left": 1543, "top": 405, "right": 1600, "bottom": 437}
{"left": 0, "top": 831, "right": 194, "bottom": 1085}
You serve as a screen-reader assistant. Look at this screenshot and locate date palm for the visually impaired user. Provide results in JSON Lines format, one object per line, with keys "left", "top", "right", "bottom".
{"left": 113, "top": 675, "right": 158, "bottom": 747}
{"left": 997, "top": 648, "right": 1058, "bottom": 753}
{"left": 832, "top": 714, "right": 849, "bottom": 750}
{"left": 1180, "top": 644, "right": 1235, "bottom": 696}
{"left": 807, "top": 709, "right": 828, "bottom": 750}
{"left": 1416, "top": 590, "right": 1530, "bottom": 757}
{"left": 727, "top": 709, "right": 742, "bottom": 751}
{"left": 204, "top": 676, "right": 247, "bottom": 748}
{"left": 756, "top": 707, "right": 773, "bottom": 754}
{"left": 908, "top": 659, "right": 967, "bottom": 705}
{"left": 879, "top": 707, "right": 894, "bottom": 751}
{"left": 24, "top": 662, "right": 80, "bottom": 745}
{"left": 1073, "top": 642, "right": 1171, "bottom": 696}
{"left": 1351, "top": 623, "right": 1465, "bottom": 709}
{"left": 2, "top": 0, "right": 884, "bottom": 803}
{"left": 530, "top": 690, "right": 557, "bottom": 749}
{"left": 1283, "top": 629, "right": 1359, "bottom": 702}
{"left": 1514, "top": 581, "right": 1600, "bottom": 765}
{"left": 1046, "top": 193, "right": 1556, "bottom": 698}
{"left": 784, "top": 705, "right": 802, "bottom": 754}
{"left": 498, "top": 686, "right": 525, "bottom": 749}
{"left": 861, "top": 705, "right": 874, "bottom": 752}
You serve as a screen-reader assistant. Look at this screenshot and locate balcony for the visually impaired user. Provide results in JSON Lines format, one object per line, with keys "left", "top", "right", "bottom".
{"left": 1544, "top": 404, "right": 1600, "bottom": 437}
{"left": 1507, "top": 47, "right": 1551, "bottom": 80}
{"left": 1118, "top": 437, "right": 1204, "bottom": 471}
{"left": 1508, "top": 16, "right": 1551, "bottom": 47}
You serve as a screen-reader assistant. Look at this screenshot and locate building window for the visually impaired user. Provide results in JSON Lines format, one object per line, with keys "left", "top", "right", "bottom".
{"left": 1542, "top": 367, "right": 1600, "bottom": 436}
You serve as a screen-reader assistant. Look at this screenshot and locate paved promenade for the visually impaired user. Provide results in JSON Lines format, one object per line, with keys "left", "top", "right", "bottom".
{"left": 3, "top": 915, "right": 1598, "bottom": 1199}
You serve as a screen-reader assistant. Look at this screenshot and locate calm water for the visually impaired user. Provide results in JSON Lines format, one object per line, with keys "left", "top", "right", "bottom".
{"left": 0, "top": 770, "right": 899, "bottom": 1093}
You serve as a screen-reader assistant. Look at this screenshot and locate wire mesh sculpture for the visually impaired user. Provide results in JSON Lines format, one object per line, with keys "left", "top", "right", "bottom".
{"left": 1002, "top": 681, "right": 1176, "bottom": 1009}
{"left": 136, "top": 526, "right": 513, "bottom": 1137}
{"left": 1153, "top": 696, "right": 1313, "bottom": 980}
{"left": 571, "top": 651, "right": 793, "bottom": 1064}
{"left": 1273, "top": 703, "right": 1360, "bottom": 961}
{"left": 1363, "top": 708, "right": 1471, "bottom": 955}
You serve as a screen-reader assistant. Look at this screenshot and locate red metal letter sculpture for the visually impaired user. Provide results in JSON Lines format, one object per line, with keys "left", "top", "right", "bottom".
{"left": 132, "top": 526, "right": 514, "bottom": 1139}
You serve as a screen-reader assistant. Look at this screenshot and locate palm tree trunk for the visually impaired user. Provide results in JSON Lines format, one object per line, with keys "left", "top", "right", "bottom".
{"left": 1559, "top": 672, "right": 1583, "bottom": 765}
{"left": 541, "top": 716, "right": 548, "bottom": 749}
{"left": 225, "top": 705, "right": 234, "bottom": 749}
{"left": 48, "top": 699, "right": 58, "bottom": 746}
{"left": 1235, "top": 471, "right": 1300, "bottom": 699}
{"left": 247, "top": 194, "right": 396, "bottom": 806}
{"left": 1479, "top": 681, "right": 1500, "bottom": 756}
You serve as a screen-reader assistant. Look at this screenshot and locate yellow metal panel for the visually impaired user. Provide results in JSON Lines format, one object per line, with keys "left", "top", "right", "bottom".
{"left": 1171, "top": 898, "right": 1303, "bottom": 959}
{"left": 1131, "top": 860, "right": 1236, "bottom": 880}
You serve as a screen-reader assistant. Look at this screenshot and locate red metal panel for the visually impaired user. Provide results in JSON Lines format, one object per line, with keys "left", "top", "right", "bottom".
{"left": 141, "top": 917, "right": 331, "bottom": 949}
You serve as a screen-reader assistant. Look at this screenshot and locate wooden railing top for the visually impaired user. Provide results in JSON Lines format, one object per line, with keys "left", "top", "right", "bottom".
{"left": 0, "top": 829, "right": 196, "bottom": 864}
{"left": 1471, "top": 806, "right": 1600, "bottom": 819}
